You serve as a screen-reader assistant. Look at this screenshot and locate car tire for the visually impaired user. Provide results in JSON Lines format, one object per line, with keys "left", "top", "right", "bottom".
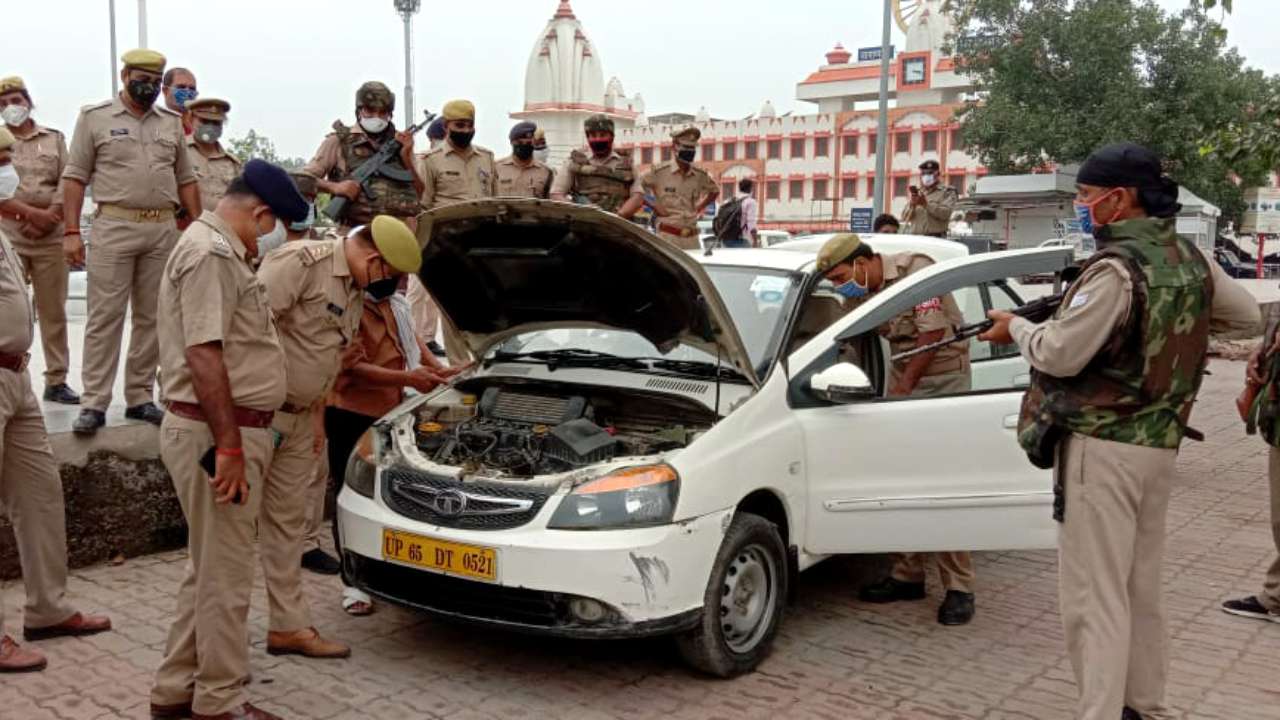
{"left": 675, "top": 512, "right": 787, "bottom": 678}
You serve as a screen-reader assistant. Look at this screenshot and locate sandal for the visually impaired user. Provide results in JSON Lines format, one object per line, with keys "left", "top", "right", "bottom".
{"left": 342, "top": 587, "right": 375, "bottom": 616}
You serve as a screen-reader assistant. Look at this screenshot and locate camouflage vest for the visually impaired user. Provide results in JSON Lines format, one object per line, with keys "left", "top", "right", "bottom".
{"left": 1250, "top": 321, "right": 1280, "bottom": 447}
{"left": 1017, "top": 218, "right": 1214, "bottom": 515}
{"left": 333, "top": 122, "right": 421, "bottom": 225}
{"left": 568, "top": 149, "right": 634, "bottom": 212}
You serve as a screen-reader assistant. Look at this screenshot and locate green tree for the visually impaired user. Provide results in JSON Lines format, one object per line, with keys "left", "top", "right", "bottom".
{"left": 948, "top": 0, "right": 1270, "bottom": 219}
{"left": 226, "top": 129, "right": 306, "bottom": 171}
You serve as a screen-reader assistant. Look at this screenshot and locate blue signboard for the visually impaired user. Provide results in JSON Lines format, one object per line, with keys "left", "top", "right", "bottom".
{"left": 849, "top": 208, "right": 874, "bottom": 233}
{"left": 857, "top": 46, "right": 895, "bottom": 63}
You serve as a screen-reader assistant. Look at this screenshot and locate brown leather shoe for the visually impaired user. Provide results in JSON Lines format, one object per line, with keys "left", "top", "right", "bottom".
{"left": 191, "top": 703, "right": 282, "bottom": 720}
{"left": 150, "top": 700, "right": 193, "bottom": 719}
{"left": 265, "top": 627, "right": 351, "bottom": 659}
{"left": 23, "top": 611, "right": 112, "bottom": 641}
{"left": 0, "top": 635, "right": 47, "bottom": 673}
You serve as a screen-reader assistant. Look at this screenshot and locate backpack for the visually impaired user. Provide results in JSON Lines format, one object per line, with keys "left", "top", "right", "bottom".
{"left": 712, "top": 197, "right": 745, "bottom": 244}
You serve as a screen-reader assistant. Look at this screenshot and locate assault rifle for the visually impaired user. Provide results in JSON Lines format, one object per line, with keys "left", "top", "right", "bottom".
{"left": 323, "top": 108, "right": 436, "bottom": 223}
{"left": 891, "top": 290, "right": 1065, "bottom": 363}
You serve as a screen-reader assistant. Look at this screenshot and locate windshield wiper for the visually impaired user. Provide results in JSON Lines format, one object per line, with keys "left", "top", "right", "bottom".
{"left": 645, "top": 358, "right": 750, "bottom": 382}
{"left": 487, "top": 348, "right": 649, "bottom": 372}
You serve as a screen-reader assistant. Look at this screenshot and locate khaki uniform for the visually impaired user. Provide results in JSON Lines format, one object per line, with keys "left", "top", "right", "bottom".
{"left": 901, "top": 184, "right": 957, "bottom": 237}
{"left": 151, "top": 211, "right": 285, "bottom": 717}
{"left": 494, "top": 156, "right": 553, "bottom": 199}
{"left": 186, "top": 136, "right": 241, "bottom": 214}
{"left": 1263, "top": 447, "right": 1280, "bottom": 612}
{"left": 0, "top": 229, "right": 76, "bottom": 635}
{"left": 641, "top": 160, "right": 718, "bottom": 250}
{"left": 63, "top": 96, "right": 195, "bottom": 411}
{"left": 0, "top": 124, "right": 71, "bottom": 386}
{"left": 1009, "top": 256, "right": 1258, "bottom": 720}
{"left": 255, "top": 238, "right": 363, "bottom": 633}
{"left": 551, "top": 148, "right": 641, "bottom": 213}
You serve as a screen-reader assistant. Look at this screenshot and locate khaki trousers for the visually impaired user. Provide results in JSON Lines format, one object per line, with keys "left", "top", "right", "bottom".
{"left": 1259, "top": 447, "right": 1280, "bottom": 611}
{"left": 0, "top": 368, "right": 75, "bottom": 632}
{"left": 16, "top": 244, "right": 71, "bottom": 386}
{"left": 1057, "top": 433, "right": 1175, "bottom": 720}
{"left": 151, "top": 413, "right": 273, "bottom": 717}
{"left": 303, "top": 443, "right": 329, "bottom": 553}
{"left": 81, "top": 214, "right": 178, "bottom": 410}
{"left": 259, "top": 410, "right": 314, "bottom": 632}
{"left": 890, "top": 551, "right": 975, "bottom": 593}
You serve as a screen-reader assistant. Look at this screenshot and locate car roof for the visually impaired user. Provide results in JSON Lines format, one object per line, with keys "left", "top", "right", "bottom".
{"left": 692, "top": 247, "right": 815, "bottom": 272}
{"left": 774, "top": 233, "right": 971, "bottom": 262}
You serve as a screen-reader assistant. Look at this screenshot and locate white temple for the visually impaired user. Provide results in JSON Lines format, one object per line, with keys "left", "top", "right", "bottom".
{"left": 510, "top": 1, "right": 645, "bottom": 167}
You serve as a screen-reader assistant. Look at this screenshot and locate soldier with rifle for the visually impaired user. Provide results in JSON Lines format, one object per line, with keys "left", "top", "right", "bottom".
{"left": 551, "top": 114, "right": 641, "bottom": 216}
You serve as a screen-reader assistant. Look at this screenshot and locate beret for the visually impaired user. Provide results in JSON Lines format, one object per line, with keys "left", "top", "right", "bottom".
{"left": 816, "top": 233, "right": 868, "bottom": 273}
{"left": 242, "top": 159, "right": 309, "bottom": 224}
{"left": 0, "top": 76, "right": 26, "bottom": 95}
{"left": 426, "top": 117, "right": 446, "bottom": 140}
{"left": 186, "top": 97, "right": 230, "bottom": 121}
{"left": 442, "top": 99, "right": 475, "bottom": 121}
{"left": 509, "top": 121, "right": 537, "bottom": 141}
{"left": 0, "top": 126, "right": 14, "bottom": 151}
{"left": 371, "top": 215, "right": 421, "bottom": 274}
{"left": 122, "top": 48, "right": 166, "bottom": 72}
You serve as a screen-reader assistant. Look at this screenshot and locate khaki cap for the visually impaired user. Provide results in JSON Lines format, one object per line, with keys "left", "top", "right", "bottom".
{"left": 0, "top": 126, "right": 14, "bottom": 151}
{"left": 371, "top": 215, "right": 422, "bottom": 274}
{"left": 815, "top": 233, "right": 865, "bottom": 273}
{"left": 671, "top": 126, "right": 701, "bottom": 147}
{"left": 442, "top": 99, "right": 475, "bottom": 121}
{"left": 186, "top": 97, "right": 230, "bottom": 121}
{"left": 0, "top": 76, "right": 26, "bottom": 95}
{"left": 121, "top": 48, "right": 167, "bottom": 72}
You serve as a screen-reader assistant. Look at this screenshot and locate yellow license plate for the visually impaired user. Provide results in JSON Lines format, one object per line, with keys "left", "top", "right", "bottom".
{"left": 381, "top": 529, "right": 497, "bottom": 582}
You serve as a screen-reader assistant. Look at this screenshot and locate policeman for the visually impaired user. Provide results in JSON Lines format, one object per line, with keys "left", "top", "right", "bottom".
{"left": 551, "top": 113, "right": 640, "bottom": 215}
{"left": 0, "top": 76, "right": 78, "bottom": 404}
{"left": 285, "top": 171, "right": 324, "bottom": 242}
{"left": 633, "top": 126, "right": 719, "bottom": 249}
{"left": 416, "top": 99, "right": 497, "bottom": 210}
{"left": 62, "top": 48, "right": 202, "bottom": 435}
{"left": 149, "top": 159, "right": 307, "bottom": 720}
{"left": 425, "top": 116, "right": 446, "bottom": 152}
{"left": 901, "top": 159, "right": 956, "bottom": 238}
{"left": 533, "top": 127, "right": 551, "bottom": 165}
{"left": 980, "top": 143, "right": 1259, "bottom": 720}
{"left": 815, "top": 233, "right": 977, "bottom": 626}
{"left": 496, "top": 121, "right": 553, "bottom": 199}
{"left": 185, "top": 98, "right": 241, "bottom": 215}
{"left": 161, "top": 67, "right": 198, "bottom": 134}
{"left": 0, "top": 127, "right": 111, "bottom": 675}
{"left": 302, "top": 81, "right": 422, "bottom": 228}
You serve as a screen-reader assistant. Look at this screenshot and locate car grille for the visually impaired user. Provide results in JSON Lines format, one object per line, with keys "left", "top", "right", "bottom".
{"left": 381, "top": 467, "right": 552, "bottom": 531}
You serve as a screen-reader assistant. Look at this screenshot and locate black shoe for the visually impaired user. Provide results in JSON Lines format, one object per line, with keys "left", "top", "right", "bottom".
{"left": 858, "top": 577, "right": 926, "bottom": 604}
{"left": 42, "top": 383, "right": 81, "bottom": 405}
{"left": 1121, "top": 707, "right": 1143, "bottom": 720}
{"left": 125, "top": 402, "right": 164, "bottom": 426}
{"left": 301, "top": 548, "right": 341, "bottom": 575}
{"left": 426, "top": 340, "right": 446, "bottom": 356}
{"left": 1221, "top": 595, "right": 1280, "bottom": 622}
{"left": 71, "top": 409, "right": 106, "bottom": 435}
{"left": 938, "top": 590, "right": 975, "bottom": 626}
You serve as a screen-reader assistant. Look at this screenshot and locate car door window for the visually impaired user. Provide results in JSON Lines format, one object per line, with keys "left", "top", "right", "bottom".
{"left": 971, "top": 280, "right": 1024, "bottom": 362}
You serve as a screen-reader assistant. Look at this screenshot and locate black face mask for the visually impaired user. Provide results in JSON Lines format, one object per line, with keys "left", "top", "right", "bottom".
{"left": 512, "top": 143, "right": 534, "bottom": 161}
{"left": 677, "top": 147, "right": 697, "bottom": 163}
{"left": 127, "top": 79, "right": 161, "bottom": 108}
{"left": 449, "top": 130, "right": 474, "bottom": 149}
{"left": 366, "top": 278, "right": 398, "bottom": 301}
{"left": 589, "top": 140, "right": 612, "bottom": 156}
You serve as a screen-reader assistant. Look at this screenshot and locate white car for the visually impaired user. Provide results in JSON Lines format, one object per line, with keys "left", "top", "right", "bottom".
{"left": 337, "top": 199, "right": 1071, "bottom": 676}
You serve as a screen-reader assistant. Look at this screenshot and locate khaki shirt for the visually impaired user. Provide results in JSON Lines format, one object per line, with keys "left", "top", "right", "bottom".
{"left": 63, "top": 96, "right": 195, "bottom": 209}
{"left": 641, "top": 161, "right": 718, "bottom": 229}
{"left": 186, "top": 137, "right": 242, "bottom": 214}
{"left": 415, "top": 141, "right": 497, "bottom": 210}
{"left": 873, "top": 252, "right": 967, "bottom": 381}
{"left": 495, "top": 156, "right": 553, "bottom": 199}
{"left": 0, "top": 230, "right": 33, "bottom": 355}
{"left": 329, "top": 298, "right": 409, "bottom": 419}
{"left": 551, "top": 148, "right": 642, "bottom": 198}
{"left": 901, "top": 184, "right": 957, "bottom": 237}
{"left": 257, "top": 237, "right": 363, "bottom": 408}
{"left": 0, "top": 124, "right": 67, "bottom": 252}
{"left": 303, "top": 123, "right": 372, "bottom": 180}
{"left": 158, "top": 211, "right": 286, "bottom": 411}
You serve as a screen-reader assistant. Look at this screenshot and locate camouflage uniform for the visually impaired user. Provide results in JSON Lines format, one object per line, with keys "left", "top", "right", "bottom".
{"left": 550, "top": 115, "right": 640, "bottom": 213}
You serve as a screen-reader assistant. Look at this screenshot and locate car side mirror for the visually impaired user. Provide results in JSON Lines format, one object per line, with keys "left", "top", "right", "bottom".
{"left": 809, "top": 363, "right": 876, "bottom": 404}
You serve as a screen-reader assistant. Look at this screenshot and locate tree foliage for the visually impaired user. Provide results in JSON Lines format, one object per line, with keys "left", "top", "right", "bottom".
{"left": 226, "top": 129, "right": 305, "bottom": 171}
{"left": 948, "top": 0, "right": 1269, "bottom": 219}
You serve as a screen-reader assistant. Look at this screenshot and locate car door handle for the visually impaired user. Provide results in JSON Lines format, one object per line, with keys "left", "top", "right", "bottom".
{"left": 1003, "top": 414, "right": 1019, "bottom": 429}
{"left": 1012, "top": 373, "right": 1030, "bottom": 386}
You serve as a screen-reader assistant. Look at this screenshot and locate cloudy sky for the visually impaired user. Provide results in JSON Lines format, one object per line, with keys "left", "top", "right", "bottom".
{"left": 6, "top": 0, "right": 1277, "bottom": 160}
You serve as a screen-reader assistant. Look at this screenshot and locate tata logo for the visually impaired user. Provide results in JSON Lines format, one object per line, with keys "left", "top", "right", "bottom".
{"left": 431, "top": 489, "right": 468, "bottom": 517}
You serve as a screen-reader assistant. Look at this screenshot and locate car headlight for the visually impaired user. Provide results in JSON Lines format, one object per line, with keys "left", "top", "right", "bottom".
{"left": 548, "top": 464, "right": 680, "bottom": 530}
{"left": 344, "top": 429, "right": 377, "bottom": 499}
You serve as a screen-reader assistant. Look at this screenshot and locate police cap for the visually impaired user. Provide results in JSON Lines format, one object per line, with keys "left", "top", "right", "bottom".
{"left": 816, "top": 233, "right": 873, "bottom": 273}
{"left": 918, "top": 159, "right": 941, "bottom": 172}
{"left": 0, "top": 76, "right": 27, "bottom": 96}
{"left": 442, "top": 99, "right": 475, "bottom": 122}
{"left": 670, "top": 126, "right": 701, "bottom": 147}
{"left": 371, "top": 215, "right": 421, "bottom": 274}
{"left": 122, "top": 48, "right": 166, "bottom": 73}
{"left": 242, "top": 159, "right": 309, "bottom": 224}
{"left": 186, "top": 97, "right": 230, "bottom": 122}
{"left": 356, "top": 81, "right": 395, "bottom": 112}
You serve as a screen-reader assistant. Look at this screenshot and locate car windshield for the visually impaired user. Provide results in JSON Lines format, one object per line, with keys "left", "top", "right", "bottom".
{"left": 490, "top": 266, "right": 801, "bottom": 378}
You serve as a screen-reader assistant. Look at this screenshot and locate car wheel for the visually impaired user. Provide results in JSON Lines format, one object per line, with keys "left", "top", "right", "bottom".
{"left": 675, "top": 512, "right": 787, "bottom": 677}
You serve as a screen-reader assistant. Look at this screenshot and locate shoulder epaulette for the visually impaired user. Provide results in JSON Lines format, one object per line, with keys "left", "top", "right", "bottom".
{"left": 155, "top": 105, "right": 180, "bottom": 117}
{"left": 207, "top": 233, "right": 233, "bottom": 258}
{"left": 82, "top": 99, "right": 113, "bottom": 113}
{"left": 299, "top": 241, "right": 335, "bottom": 267}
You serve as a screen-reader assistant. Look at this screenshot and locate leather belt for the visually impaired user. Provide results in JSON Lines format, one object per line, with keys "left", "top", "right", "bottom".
{"left": 167, "top": 400, "right": 275, "bottom": 429}
{"left": 0, "top": 352, "right": 31, "bottom": 373}
{"left": 98, "top": 204, "right": 176, "bottom": 223}
{"left": 277, "top": 402, "right": 310, "bottom": 415}
{"left": 657, "top": 222, "right": 697, "bottom": 238}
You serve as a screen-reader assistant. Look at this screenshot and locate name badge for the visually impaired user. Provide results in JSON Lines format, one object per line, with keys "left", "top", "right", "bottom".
{"left": 110, "top": 128, "right": 129, "bottom": 137}
{"left": 444, "top": 170, "right": 461, "bottom": 177}
{"left": 327, "top": 302, "right": 345, "bottom": 317}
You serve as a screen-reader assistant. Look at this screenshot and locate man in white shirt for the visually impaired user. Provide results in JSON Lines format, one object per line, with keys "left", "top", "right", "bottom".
{"left": 738, "top": 178, "right": 759, "bottom": 247}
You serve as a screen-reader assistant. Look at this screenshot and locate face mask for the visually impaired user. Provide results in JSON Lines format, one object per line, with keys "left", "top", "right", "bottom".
{"left": 449, "top": 130, "right": 474, "bottom": 149}
{"left": 534, "top": 148, "right": 549, "bottom": 163}
{"left": 677, "top": 147, "right": 697, "bottom": 163}
{"left": 127, "top": 78, "right": 161, "bottom": 107}
{"left": 512, "top": 143, "right": 534, "bottom": 161}
{"left": 193, "top": 123, "right": 222, "bottom": 144}
{"left": 359, "top": 116, "right": 389, "bottom": 135}
{"left": 1, "top": 104, "right": 30, "bottom": 127}
{"left": 289, "top": 203, "right": 315, "bottom": 233}
{"left": 366, "top": 278, "right": 398, "bottom": 301}
{"left": 589, "top": 140, "right": 612, "bottom": 156}
{"left": 921, "top": 174, "right": 936, "bottom": 186}
{"left": 832, "top": 264, "right": 870, "bottom": 299}
{"left": 0, "top": 164, "right": 19, "bottom": 200}
{"left": 1073, "top": 189, "right": 1120, "bottom": 235}
{"left": 172, "top": 87, "right": 198, "bottom": 109}
{"left": 256, "top": 218, "right": 287, "bottom": 258}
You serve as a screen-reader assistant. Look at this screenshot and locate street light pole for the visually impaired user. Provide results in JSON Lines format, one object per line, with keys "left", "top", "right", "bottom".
{"left": 872, "top": 0, "right": 893, "bottom": 218}
{"left": 108, "top": 0, "right": 119, "bottom": 94}
{"left": 394, "top": 0, "right": 422, "bottom": 128}
{"left": 137, "top": 0, "right": 148, "bottom": 47}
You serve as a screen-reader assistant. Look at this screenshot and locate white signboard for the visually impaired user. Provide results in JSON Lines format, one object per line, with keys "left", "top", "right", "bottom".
{"left": 1241, "top": 187, "right": 1280, "bottom": 235}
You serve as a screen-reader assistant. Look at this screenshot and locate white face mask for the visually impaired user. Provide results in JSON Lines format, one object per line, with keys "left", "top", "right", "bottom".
{"left": 534, "top": 147, "right": 549, "bottom": 164}
{"left": 359, "top": 116, "right": 389, "bottom": 134}
{"left": 256, "top": 218, "right": 287, "bottom": 258}
{"left": 0, "top": 164, "right": 19, "bottom": 200}
{"left": 921, "top": 173, "right": 937, "bottom": 187}
{"left": 1, "top": 104, "right": 30, "bottom": 127}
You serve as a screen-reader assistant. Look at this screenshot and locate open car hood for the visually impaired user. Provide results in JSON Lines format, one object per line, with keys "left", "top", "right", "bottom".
{"left": 414, "top": 199, "right": 759, "bottom": 386}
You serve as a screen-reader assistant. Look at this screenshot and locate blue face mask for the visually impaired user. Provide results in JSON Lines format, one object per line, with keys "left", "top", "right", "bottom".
{"left": 834, "top": 279, "right": 868, "bottom": 299}
{"left": 289, "top": 203, "right": 315, "bottom": 233}
{"left": 1073, "top": 201, "right": 1094, "bottom": 235}
{"left": 172, "top": 87, "right": 198, "bottom": 110}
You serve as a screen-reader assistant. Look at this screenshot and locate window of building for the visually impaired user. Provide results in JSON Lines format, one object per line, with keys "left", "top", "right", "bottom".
{"left": 950, "top": 173, "right": 968, "bottom": 195}
{"left": 814, "top": 137, "right": 830, "bottom": 158}
{"left": 745, "top": 141, "right": 759, "bottom": 159}
{"left": 723, "top": 142, "right": 737, "bottom": 161}
{"left": 813, "top": 179, "right": 829, "bottom": 200}
{"left": 789, "top": 179, "right": 805, "bottom": 200}
{"left": 922, "top": 130, "right": 939, "bottom": 153}
{"left": 842, "top": 135, "right": 858, "bottom": 156}
{"left": 765, "top": 180, "right": 781, "bottom": 200}
{"left": 841, "top": 178, "right": 857, "bottom": 199}
{"left": 865, "top": 177, "right": 877, "bottom": 200}
{"left": 722, "top": 182, "right": 735, "bottom": 200}
{"left": 661, "top": 146, "right": 672, "bottom": 162}
{"left": 895, "top": 131, "right": 911, "bottom": 154}
{"left": 790, "top": 138, "right": 806, "bottom": 159}
{"left": 893, "top": 176, "right": 910, "bottom": 199}
{"left": 950, "top": 128, "right": 964, "bottom": 151}
{"left": 640, "top": 147, "right": 653, "bottom": 165}
{"left": 867, "top": 133, "right": 878, "bottom": 156}
{"left": 767, "top": 140, "right": 782, "bottom": 159}
{"left": 702, "top": 143, "right": 715, "bottom": 162}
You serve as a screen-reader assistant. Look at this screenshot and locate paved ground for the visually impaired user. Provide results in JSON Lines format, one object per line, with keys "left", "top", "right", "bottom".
{"left": 3, "top": 358, "right": 1279, "bottom": 719}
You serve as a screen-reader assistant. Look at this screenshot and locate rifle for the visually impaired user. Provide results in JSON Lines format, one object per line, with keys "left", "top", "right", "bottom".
{"left": 891, "top": 290, "right": 1065, "bottom": 363}
{"left": 323, "top": 109, "right": 436, "bottom": 223}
